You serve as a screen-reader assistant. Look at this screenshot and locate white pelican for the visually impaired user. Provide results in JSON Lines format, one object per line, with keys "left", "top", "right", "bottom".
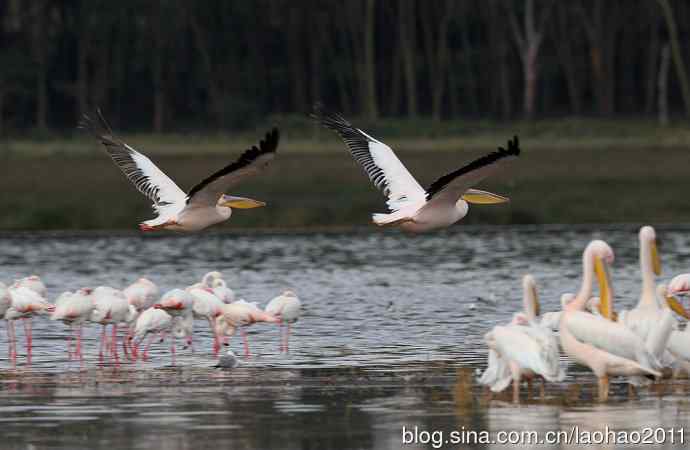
{"left": 619, "top": 226, "right": 664, "bottom": 341}
{"left": 265, "top": 290, "right": 302, "bottom": 353}
{"left": 311, "top": 104, "right": 519, "bottom": 232}
{"left": 6, "top": 285, "right": 53, "bottom": 365}
{"left": 479, "top": 275, "right": 564, "bottom": 402}
{"left": 215, "top": 301, "right": 279, "bottom": 356}
{"left": 80, "top": 110, "right": 279, "bottom": 232}
{"left": 131, "top": 307, "right": 173, "bottom": 361}
{"left": 91, "top": 286, "right": 130, "bottom": 363}
{"left": 558, "top": 240, "right": 665, "bottom": 402}
{"left": 51, "top": 288, "right": 94, "bottom": 361}
{"left": 657, "top": 284, "right": 690, "bottom": 376}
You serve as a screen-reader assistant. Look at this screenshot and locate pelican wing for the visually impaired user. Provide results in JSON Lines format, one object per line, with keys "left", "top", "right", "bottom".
{"left": 311, "top": 104, "right": 426, "bottom": 212}
{"left": 80, "top": 110, "right": 186, "bottom": 215}
{"left": 424, "top": 136, "right": 520, "bottom": 207}
{"left": 186, "top": 128, "right": 279, "bottom": 207}
{"left": 564, "top": 311, "right": 659, "bottom": 370}
{"left": 493, "top": 325, "right": 564, "bottom": 382}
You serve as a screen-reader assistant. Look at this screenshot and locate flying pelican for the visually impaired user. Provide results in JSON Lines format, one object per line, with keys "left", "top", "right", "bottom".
{"left": 479, "top": 275, "right": 564, "bottom": 402}
{"left": 558, "top": 240, "right": 666, "bottom": 402}
{"left": 80, "top": 110, "right": 279, "bottom": 232}
{"left": 51, "top": 288, "right": 94, "bottom": 361}
{"left": 619, "top": 226, "right": 664, "bottom": 340}
{"left": 265, "top": 290, "right": 302, "bottom": 353}
{"left": 311, "top": 104, "right": 519, "bottom": 232}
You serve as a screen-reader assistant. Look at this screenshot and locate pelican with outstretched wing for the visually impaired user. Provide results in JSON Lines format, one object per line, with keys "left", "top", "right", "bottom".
{"left": 311, "top": 104, "right": 519, "bottom": 233}
{"left": 80, "top": 110, "right": 278, "bottom": 232}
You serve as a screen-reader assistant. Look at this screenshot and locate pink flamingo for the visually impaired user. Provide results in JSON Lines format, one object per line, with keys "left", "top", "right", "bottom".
{"left": 215, "top": 300, "right": 279, "bottom": 357}
{"left": 123, "top": 278, "right": 159, "bottom": 355}
{"left": 91, "top": 286, "right": 130, "bottom": 363}
{"left": 51, "top": 288, "right": 94, "bottom": 362}
{"left": 265, "top": 290, "right": 302, "bottom": 353}
{"left": 131, "top": 307, "right": 173, "bottom": 362}
{"left": 188, "top": 284, "right": 225, "bottom": 355}
{"left": 6, "top": 286, "right": 53, "bottom": 365}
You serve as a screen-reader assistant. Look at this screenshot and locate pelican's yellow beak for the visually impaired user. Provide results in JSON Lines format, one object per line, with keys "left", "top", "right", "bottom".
{"left": 651, "top": 240, "right": 661, "bottom": 276}
{"left": 461, "top": 189, "right": 510, "bottom": 204}
{"left": 220, "top": 195, "right": 266, "bottom": 209}
{"left": 595, "top": 256, "right": 614, "bottom": 320}
{"left": 667, "top": 296, "right": 690, "bottom": 320}
{"left": 531, "top": 284, "right": 540, "bottom": 317}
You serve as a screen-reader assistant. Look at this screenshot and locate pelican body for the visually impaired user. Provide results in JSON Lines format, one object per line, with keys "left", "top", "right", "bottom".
{"left": 480, "top": 275, "right": 564, "bottom": 401}
{"left": 558, "top": 240, "right": 665, "bottom": 402}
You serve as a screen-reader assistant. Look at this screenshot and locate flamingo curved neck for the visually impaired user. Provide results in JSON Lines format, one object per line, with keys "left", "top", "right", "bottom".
{"left": 639, "top": 239, "right": 656, "bottom": 307}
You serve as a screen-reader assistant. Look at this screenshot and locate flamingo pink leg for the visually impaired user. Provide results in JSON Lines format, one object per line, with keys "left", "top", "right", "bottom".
{"left": 66, "top": 328, "right": 73, "bottom": 360}
{"left": 111, "top": 324, "right": 120, "bottom": 364}
{"left": 279, "top": 322, "right": 284, "bottom": 353}
{"left": 285, "top": 323, "right": 291, "bottom": 353}
{"left": 23, "top": 318, "right": 32, "bottom": 365}
{"left": 99, "top": 325, "right": 107, "bottom": 362}
{"left": 171, "top": 335, "right": 176, "bottom": 366}
{"left": 76, "top": 325, "right": 83, "bottom": 362}
{"left": 7, "top": 321, "right": 16, "bottom": 364}
{"left": 142, "top": 334, "right": 156, "bottom": 361}
{"left": 241, "top": 328, "right": 251, "bottom": 357}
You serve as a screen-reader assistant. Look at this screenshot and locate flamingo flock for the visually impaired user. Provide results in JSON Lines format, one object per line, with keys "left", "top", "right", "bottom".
{"left": 480, "top": 225, "right": 690, "bottom": 402}
{"left": 0, "top": 271, "right": 301, "bottom": 366}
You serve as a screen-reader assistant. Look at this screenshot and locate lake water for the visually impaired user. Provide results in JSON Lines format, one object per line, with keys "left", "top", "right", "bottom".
{"left": 1, "top": 225, "right": 690, "bottom": 449}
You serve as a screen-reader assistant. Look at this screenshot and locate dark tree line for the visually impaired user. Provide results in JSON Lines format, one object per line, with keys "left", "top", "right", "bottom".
{"left": 1, "top": 0, "right": 690, "bottom": 134}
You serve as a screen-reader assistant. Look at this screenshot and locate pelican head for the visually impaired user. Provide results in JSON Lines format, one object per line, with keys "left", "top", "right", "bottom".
{"left": 586, "top": 240, "right": 614, "bottom": 319}
{"left": 658, "top": 283, "right": 690, "bottom": 320}
{"left": 640, "top": 226, "right": 661, "bottom": 276}
{"left": 521, "top": 274, "right": 539, "bottom": 320}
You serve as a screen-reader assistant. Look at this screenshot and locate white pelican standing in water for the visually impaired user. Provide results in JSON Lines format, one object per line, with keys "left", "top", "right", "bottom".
{"left": 80, "top": 110, "right": 279, "bottom": 232}
{"left": 657, "top": 284, "right": 690, "bottom": 376}
{"left": 311, "top": 104, "right": 519, "bottom": 232}
{"left": 619, "top": 226, "right": 665, "bottom": 340}
{"left": 558, "top": 240, "right": 666, "bottom": 402}
{"left": 479, "top": 275, "right": 564, "bottom": 402}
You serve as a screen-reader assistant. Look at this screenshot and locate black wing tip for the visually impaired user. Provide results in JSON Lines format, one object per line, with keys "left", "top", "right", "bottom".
{"left": 310, "top": 102, "right": 351, "bottom": 130}
{"left": 78, "top": 107, "right": 117, "bottom": 144}
{"left": 498, "top": 135, "right": 520, "bottom": 157}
